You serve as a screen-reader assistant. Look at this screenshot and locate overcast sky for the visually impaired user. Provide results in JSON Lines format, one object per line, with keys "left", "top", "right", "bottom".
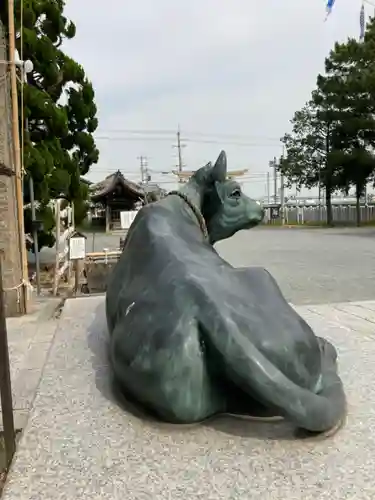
{"left": 64, "top": 0, "right": 370, "bottom": 197}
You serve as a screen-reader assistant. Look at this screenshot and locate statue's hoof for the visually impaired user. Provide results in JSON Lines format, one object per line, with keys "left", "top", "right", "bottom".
{"left": 152, "top": 413, "right": 284, "bottom": 429}
{"left": 295, "top": 415, "right": 346, "bottom": 440}
{"left": 222, "top": 395, "right": 284, "bottom": 422}
{"left": 224, "top": 413, "right": 284, "bottom": 422}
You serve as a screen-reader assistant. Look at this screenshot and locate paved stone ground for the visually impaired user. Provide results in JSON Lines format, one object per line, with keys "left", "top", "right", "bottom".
{"left": 85, "top": 227, "right": 375, "bottom": 305}
{"left": 3, "top": 295, "right": 375, "bottom": 499}
{"left": 1, "top": 298, "right": 61, "bottom": 431}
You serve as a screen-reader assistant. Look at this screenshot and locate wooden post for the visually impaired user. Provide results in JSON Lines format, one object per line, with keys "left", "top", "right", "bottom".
{"left": 74, "top": 260, "right": 79, "bottom": 295}
{"left": 71, "top": 201, "right": 75, "bottom": 230}
{"left": 8, "top": 0, "right": 28, "bottom": 314}
{"left": 0, "top": 252, "right": 16, "bottom": 467}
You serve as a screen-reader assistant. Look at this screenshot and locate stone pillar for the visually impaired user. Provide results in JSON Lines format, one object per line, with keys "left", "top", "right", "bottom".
{"left": 0, "top": 22, "right": 23, "bottom": 316}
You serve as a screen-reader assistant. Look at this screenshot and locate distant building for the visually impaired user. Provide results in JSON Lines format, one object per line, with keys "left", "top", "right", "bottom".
{"left": 88, "top": 171, "right": 164, "bottom": 231}
{"left": 141, "top": 182, "right": 167, "bottom": 202}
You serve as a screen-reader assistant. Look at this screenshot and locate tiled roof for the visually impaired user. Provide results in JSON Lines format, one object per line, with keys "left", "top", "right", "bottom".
{"left": 90, "top": 171, "right": 144, "bottom": 201}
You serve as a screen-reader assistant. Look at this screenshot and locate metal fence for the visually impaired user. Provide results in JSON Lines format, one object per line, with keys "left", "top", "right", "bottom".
{"left": 264, "top": 205, "right": 375, "bottom": 225}
{"left": 51, "top": 199, "right": 75, "bottom": 295}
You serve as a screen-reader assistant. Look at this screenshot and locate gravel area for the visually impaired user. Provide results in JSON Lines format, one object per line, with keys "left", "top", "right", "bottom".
{"left": 85, "top": 227, "right": 375, "bottom": 305}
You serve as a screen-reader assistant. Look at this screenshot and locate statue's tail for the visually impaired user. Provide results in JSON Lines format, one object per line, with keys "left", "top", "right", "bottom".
{"left": 201, "top": 318, "right": 346, "bottom": 433}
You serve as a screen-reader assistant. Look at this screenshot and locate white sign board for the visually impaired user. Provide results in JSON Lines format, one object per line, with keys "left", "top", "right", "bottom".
{"left": 69, "top": 235, "right": 86, "bottom": 260}
{"left": 120, "top": 210, "right": 139, "bottom": 230}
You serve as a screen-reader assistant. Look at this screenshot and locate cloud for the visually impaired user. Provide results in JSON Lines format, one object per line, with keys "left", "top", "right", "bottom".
{"left": 64, "top": 0, "right": 366, "bottom": 197}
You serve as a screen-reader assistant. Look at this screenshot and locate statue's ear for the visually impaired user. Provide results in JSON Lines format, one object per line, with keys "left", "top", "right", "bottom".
{"left": 214, "top": 181, "right": 226, "bottom": 203}
{"left": 210, "top": 151, "right": 227, "bottom": 183}
{"left": 190, "top": 162, "right": 212, "bottom": 185}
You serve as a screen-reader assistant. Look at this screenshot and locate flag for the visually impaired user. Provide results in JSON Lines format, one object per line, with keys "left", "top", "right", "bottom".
{"left": 325, "top": 0, "right": 335, "bottom": 20}
{"left": 360, "top": 3, "right": 365, "bottom": 41}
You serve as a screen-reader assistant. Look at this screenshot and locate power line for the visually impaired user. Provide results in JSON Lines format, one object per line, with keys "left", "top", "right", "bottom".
{"left": 87, "top": 167, "right": 271, "bottom": 177}
{"left": 95, "top": 136, "right": 173, "bottom": 142}
{"left": 88, "top": 169, "right": 270, "bottom": 178}
{"left": 96, "top": 128, "right": 281, "bottom": 142}
{"left": 94, "top": 135, "right": 280, "bottom": 147}
{"left": 84, "top": 177, "right": 270, "bottom": 186}
{"left": 183, "top": 138, "right": 279, "bottom": 147}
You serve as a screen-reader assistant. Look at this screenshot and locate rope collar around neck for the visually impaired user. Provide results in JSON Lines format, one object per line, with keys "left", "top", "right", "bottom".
{"left": 167, "top": 190, "right": 208, "bottom": 240}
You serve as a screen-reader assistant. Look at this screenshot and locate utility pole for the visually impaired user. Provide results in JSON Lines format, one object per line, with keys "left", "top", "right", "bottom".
{"left": 138, "top": 155, "right": 150, "bottom": 204}
{"left": 280, "top": 173, "right": 285, "bottom": 225}
{"left": 273, "top": 156, "right": 277, "bottom": 205}
{"left": 173, "top": 125, "right": 186, "bottom": 182}
{"left": 177, "top": 126, "right": 183, "bottom": 172}
{"left": 280, "top": 146, "right": 285, "bottom": 225}
{"left": 269, "top": 158, "right": 278, "bottom": 205}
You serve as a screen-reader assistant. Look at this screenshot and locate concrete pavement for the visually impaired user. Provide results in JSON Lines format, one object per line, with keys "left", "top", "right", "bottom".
{"left": 2, "top": 227, "right": 375, "bottom": 498}
{"left": 2, "top": 295, "right": 375, "bottom": 499}
{"left": 1, "top": 298, "right": 61, "bottom": 431}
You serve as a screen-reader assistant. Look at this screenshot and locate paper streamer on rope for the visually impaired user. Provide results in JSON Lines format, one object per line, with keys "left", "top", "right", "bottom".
{"left": 360, "top": 3, "right": 365, "bottom": 40}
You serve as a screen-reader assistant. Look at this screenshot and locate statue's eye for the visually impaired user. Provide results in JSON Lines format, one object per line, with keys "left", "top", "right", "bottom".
{"left": 230, "top": 188, "right": 241, "bottom": 198}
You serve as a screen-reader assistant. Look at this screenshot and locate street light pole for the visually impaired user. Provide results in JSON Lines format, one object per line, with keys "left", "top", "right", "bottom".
{"left": 21, "top": 61, "right": 41, "bottom": 295}
{"left": 28, "top": 170, "right": 41, "bottom": 295}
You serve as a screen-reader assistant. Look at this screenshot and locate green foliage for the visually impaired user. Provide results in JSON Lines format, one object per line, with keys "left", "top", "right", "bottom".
{"left": 280, "top": 101, "right": 332, "bottom": 190}
{"left": 317, "top": 31, "right": 375, "bottom": 199}
{"left": 72, "top": 182, "right": 90, "bottom": 225}
{"left": 24, "top": 200, "right": 55, "bottom": 252}
{"left": 1, "top": 0, "right": 99, "bottom": 248}
{"left": 280, "top": 17, "right": 375, "bottom": 226}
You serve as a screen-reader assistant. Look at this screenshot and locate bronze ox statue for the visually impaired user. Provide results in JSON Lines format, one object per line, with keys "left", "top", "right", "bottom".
{"left": 106, "top": 151, "right": 346, "bottom": 436}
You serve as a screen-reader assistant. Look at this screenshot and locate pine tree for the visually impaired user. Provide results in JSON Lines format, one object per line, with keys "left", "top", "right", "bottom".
{"left": 316, "top": 22, "right": 375, "bottom": 225}
{"left": 280, "top": 97, "right": 341, "bottom": 226}
{"left": 1, "top": 0, "right": 99, "bottom": 248}
{"left": 281, "top": 16, "right": 375, "bottom": 226}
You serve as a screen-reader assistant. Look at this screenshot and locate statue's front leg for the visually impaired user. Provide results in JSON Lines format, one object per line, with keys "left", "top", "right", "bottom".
{"left": 109, "top": 314, "right": 227, "bottom": 424}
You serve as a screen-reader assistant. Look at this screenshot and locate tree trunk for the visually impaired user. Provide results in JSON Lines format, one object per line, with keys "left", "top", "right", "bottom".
{"left": 355, "top": 184, "right": 361, "bottom": 227}
{"left": 324, "top": 126, "right": 333, "bottom": 227}
{"left": 325, "top": 189, "right": 334, "bottom": 226}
